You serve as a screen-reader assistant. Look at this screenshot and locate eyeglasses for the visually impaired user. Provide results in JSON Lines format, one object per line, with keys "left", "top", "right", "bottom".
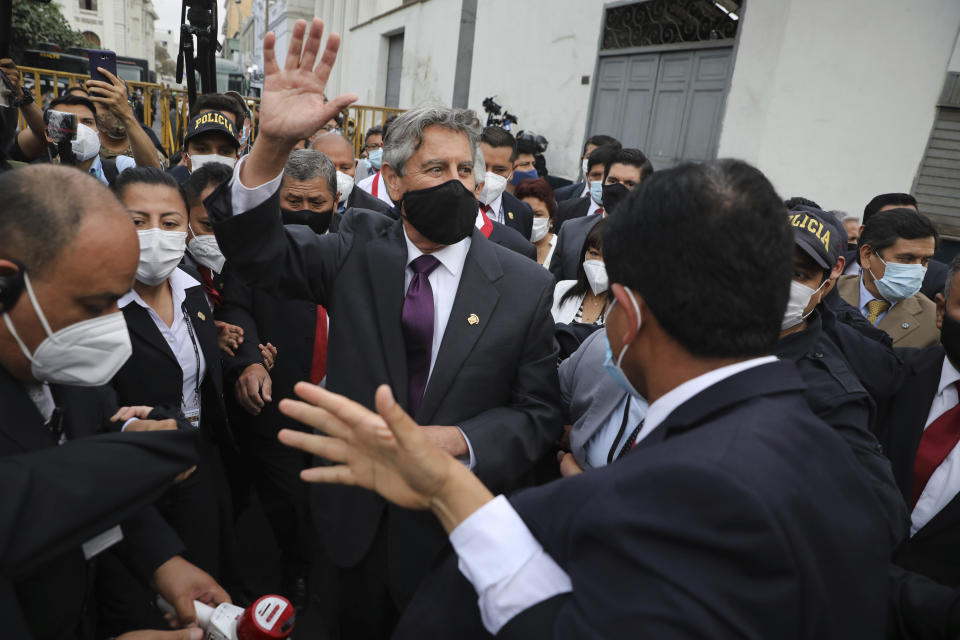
{"left": 365, "top": 142, "right": 383, "bottom": 150}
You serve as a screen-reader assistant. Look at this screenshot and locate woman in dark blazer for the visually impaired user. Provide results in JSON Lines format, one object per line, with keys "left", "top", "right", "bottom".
{"left": 109, "top": 167, "right": 234, "bottom": 578}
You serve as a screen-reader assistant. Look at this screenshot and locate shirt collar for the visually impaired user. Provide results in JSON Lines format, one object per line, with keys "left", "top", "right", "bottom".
{"left": 587, "top": 196, "right": 603, "bottom": 216}
{"left": 88, "top": 155, "right": 105, "bottom": 182}
{"left": 486, "top": 193, "right": 503, "bottom": 216}
{"left": 858, "top": 273, "right": 891, "bottom": 312}
{"left": 938, "top": 355, "right": 960, "bottom": 396}
{"left": 119, "top": 267, "right": 201, "bottom": 310}
{"left": 639, "top": 356, "right": 779, "bottom": 441}
{"left": 402, "top": 225, "right": 471, "bottom": 279}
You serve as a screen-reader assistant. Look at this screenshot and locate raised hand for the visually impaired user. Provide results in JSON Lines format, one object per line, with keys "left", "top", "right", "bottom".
{"left": 259, "top": 19, "right": 357, "bottom": 145}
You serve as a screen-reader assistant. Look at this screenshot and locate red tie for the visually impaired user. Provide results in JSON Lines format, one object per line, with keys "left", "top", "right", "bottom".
{"left": 371, "top": 171, "right": 381, "bottom": 197}
{"left": 309, "top": 305, "right": 329, "bottom": 385}
{"left": 198, "top": 267, "right": 223, "bottom": 309}
{"left": 478, "top": 206, "right": 493, "bottom": 238}
{"left": 912, "top": 383, "right": 960, "bottom": 508}
{"left": 596, "top": 207, "right": 604, "bottom": 217}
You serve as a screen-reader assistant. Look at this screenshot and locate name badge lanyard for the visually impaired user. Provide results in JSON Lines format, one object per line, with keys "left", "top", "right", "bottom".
{"left": 182, "top": 303, "right": 203, "bottom": 424}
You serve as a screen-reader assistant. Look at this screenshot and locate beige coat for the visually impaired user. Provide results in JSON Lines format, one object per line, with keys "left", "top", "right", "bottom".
{"left": 836, "top": 274, "right": 940, "bottom": 348}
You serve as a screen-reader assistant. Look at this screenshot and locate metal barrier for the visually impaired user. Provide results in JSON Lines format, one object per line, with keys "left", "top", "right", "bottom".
{"left": 15, "top": 66, "right": 402, "bottom": 161}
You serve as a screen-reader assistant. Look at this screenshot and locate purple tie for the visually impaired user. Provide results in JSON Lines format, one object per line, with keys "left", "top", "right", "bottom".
{"left": 402, "top": 255, "right": 441, "bottom": 415}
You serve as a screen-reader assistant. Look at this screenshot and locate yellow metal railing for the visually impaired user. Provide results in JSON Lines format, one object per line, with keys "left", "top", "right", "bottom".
{"left": 16, "top": 65, "right": 403, "bottom": 160}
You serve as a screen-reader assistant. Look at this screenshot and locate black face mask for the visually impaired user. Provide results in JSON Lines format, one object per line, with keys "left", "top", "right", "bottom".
{"left": 601, "top": 183, "right": 630, "bottom": 214}
{"left": 941, "top": 311, "right": 960, "bottom": 367}
{"left": 281, "top": 208, "right": 333, "bottom": 235}
{"left": 401, "top": 179, "right": 478, "bottom": 245}
{"left": 847, "top": 242, "right": 858, "bottom": 252}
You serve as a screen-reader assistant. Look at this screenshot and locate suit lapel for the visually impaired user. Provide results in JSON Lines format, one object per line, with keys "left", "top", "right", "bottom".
{"left": 121, "top": 303, "right": 179, "bottom": 366}
{"left": 915, "top": 491, "right": 960, "bottom": 540}
{"left": 366, "top": 222, "right": 410, "bottom": 402}
{"left": 416, "top": 231, "right": 502, "bottom": 423}
{"left": 0, "top": 367, "right": 58, "bottom": 452}
{"left": 878, "top": 296, "right": 923, "bottom": 344}
{"left": 183, "top": 286, "right": 218, "bottom": 373}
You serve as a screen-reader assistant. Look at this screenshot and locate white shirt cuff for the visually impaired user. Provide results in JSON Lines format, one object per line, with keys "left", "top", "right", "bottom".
{"left": 449, "top": 495, "right": 572, "bottom": 634}
{"left": 456, "top": 427, "right": 476, "bottom": 470}
{"left": 229, "top": 154, "right": 284, "bottom": 216}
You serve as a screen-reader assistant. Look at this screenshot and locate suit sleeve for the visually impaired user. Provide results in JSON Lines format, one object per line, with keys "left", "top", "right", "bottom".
{"left": 548, "top": 229, "right": 565, "bottom": 281}
{"left": 0, "top": 430, "right": 198, "bottom": 578}
{"left": 206, "top": 170, "right": 349, "bottom": 307}
{"left": 216, "top": 273, "right": 263, "bottom": 378}
{"left": 887, "top": 564, "right": 960, "bottom": 639}
{"left": 458, "top": 278, "right": 563, "bottom": 492}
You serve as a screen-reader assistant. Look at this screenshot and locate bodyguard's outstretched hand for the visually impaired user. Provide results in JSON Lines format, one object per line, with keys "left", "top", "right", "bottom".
{"left": 242, "top": 18, "right": 357, "bottom": 187}
{"left": 278, "top": 383, "right": 495, "bottom": 533}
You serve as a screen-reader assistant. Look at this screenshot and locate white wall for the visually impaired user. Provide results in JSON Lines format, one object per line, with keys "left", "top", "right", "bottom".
{"left": 718, "top": 0, "right": 960, "bottom": 216}
{"left": 949, "top": 30, "right": 960, "bottom": 72}
{"left": 467, "top": 0, "right": 606, "bottom": 180}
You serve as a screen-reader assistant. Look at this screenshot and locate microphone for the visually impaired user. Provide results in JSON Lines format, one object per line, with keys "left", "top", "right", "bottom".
{"left": 158, "top": 594, "right": 295, "bottom": 640}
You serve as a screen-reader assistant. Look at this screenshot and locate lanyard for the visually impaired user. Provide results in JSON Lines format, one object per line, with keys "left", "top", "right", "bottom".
{"left": 181, "top": 302, "right": 203, "bottom": 409}
{"left": 608, "top": 395, "right": 632, "bottom": 465}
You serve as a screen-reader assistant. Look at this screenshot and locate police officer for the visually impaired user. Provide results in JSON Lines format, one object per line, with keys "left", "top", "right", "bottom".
{"left": 777, "top": 206, "right": 908, "bottom": 545}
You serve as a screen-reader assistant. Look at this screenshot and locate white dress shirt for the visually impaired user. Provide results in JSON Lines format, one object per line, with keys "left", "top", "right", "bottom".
{"left": 583, "top": 393, "right": 649, "bottom": 469}
{"left": 858, "top": 276, "right": 893, "bottom": 324}
{"left": 228, "top": 158, "right": 476, "bottom": 466}
{"left": 912, "top": 355, "right": 960, "bottom": 535}
{"left": 587, "top": 194, "right": 603, "bottom": 216}
{"left": 450, "top": 355, "right": 777, "bottom": 633}
{"left": 357, "top": 170, "right": 394, "bottom": 207}
{"left": 484, "top": 194, "right": 505, "bottom": 224}
{"left": 541, "top": 234, "right": 557, "bottom": 270}
{"left": 118, "top": 268, "right": 207, "bottom": 426}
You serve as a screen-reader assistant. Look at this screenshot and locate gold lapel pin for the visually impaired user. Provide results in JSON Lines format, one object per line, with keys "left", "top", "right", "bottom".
{"left": 468, "top": 314, "right": 479, "bottom": 326}
{"left": 508, "top": 211, "right": 515, "bottom": 220}
{"left": 197, "top": 311, "right": 206, "bottom": 321}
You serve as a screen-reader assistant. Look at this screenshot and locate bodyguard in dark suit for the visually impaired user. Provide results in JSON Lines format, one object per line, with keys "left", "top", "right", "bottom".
{"left": 279, "top": 158, "right": 892, "bottom": 639}
{"left": 550, "top": 144, "right": 620, "bottom": 232}
{"left": 553, "top": 134, "right": 621, "bottom": 202}
{"left": 478, "top": 126, "right": 534, "bottom": 238}
{"left": 208, "top": 22, "right": 561, "bottom": 638}
{"left": 874, "top": 257, "right": 960, "bottom": 637}
{"left": 0, "top": 164, "right": 230, "bottom": 637}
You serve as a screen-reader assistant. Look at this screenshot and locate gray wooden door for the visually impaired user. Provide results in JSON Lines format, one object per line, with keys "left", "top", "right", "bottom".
{"left": 587, "top": 47, "right": 733, "bottom": 169}
{"left": 385, "top": 33, "right": 404, "bottom": 108}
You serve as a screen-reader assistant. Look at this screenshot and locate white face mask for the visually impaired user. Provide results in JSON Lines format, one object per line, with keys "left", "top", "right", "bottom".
{"left": 189, "top": 154, "right": 237, "bottom": 172}
{"left": 583, "top": 259, "right": 609, "bottom": 295}
{"left": 3, "top": 272, "right": 132, "bottom": 386}
{"left": 781, "top": 279, "right": 827, "bottom": 330}
{"left": 336, "top": 170, "right": 355, "bottom": 204}
{"left": 137, "top": 228, "right": 187, "bottom": 285}
{"left": 71, "top": 123, "right": 101, "bottom": 161}
{"left": 581, "top": 157, "right": 589, "bottom": 178}
{"left": 479, "top": 172, "right": 508, "bottom": 206}
{"left": 531, "top": 217, "right": 550, "bottom": 243}
{"left": 187, "top": 225, "right": 226, "bottom": 274}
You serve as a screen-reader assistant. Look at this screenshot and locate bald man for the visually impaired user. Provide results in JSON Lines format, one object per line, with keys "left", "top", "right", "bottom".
{"left": 0, "top": 166, "right": 229, "bottom": 638}
{"left": 311, "top": 132, "right": 396, "bottom": 223}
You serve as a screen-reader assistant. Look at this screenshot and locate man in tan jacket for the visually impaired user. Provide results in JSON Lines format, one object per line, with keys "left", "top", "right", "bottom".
{"left": 837, "top": 207, "right": 940, "bottom": 348}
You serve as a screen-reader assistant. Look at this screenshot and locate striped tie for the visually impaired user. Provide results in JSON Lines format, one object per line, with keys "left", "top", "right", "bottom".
{"left": 866, "top": 299, "right": 890, "bottom": 325}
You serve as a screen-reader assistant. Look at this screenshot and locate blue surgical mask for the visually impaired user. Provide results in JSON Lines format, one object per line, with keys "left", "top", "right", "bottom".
{"left": 603, "top": 290, "right": 642, "bottom": 398}
{"left": 588, "top": 180, "right": 603, "bottom": 205}
{"left": 511, "top": 169, "right": 538, "bottom": 186}
{"left": 368, "top": 147, "right": 383, "bottom": 170}
{"left": 869, "top": 253, "right": 926, "bottom": 303}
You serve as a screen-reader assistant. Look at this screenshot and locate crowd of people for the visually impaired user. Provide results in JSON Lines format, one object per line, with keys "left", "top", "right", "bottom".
{"left": 2, "top": 17, "right": 960, "bottom": 640}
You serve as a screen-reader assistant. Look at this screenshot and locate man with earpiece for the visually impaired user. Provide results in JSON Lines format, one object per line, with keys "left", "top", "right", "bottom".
{"left": 0, "top": 165, "right": 232, "bottom": 639}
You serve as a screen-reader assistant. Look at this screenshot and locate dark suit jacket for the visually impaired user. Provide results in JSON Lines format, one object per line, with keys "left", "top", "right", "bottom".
{"left": 112, "top": 272, "right": 232, "bottom": 449}
{"left": 874, "top": 346, "right": 960, "bottom": 638}
{"left": 489, "top": 220, "right": 537, "bottom": 260}
{"left": 0, "top": 366, "right": 192, "bottom": 639}
{"left": 549, "top": 214, "right": 601, "bottom": 281}
{"left": 551, "top": 195, "right": 591, "bottom": 233}
{"left": 396, "top": 361, "right": 891, "bottom": 639}
{"left": 554, "top": 181, "right": 585, "bottom": 202}
{"left": 209, "top": 185, "right": 561, "bottom": 599}
{"left": 501, "top": 192, "right": 534, "bottom": 239}
{"left": 347, "top": 186, "right": 396, "bottom": 218}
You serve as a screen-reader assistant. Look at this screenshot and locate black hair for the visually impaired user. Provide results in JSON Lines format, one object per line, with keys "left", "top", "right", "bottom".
{"left": 604, "top": 159, "right": 793, "bottom": 358}
{"left": 365, "top": 125, "right": 383, "bottom": 145}
{"left": 863, "top": 193, "right": 917, "bottom": 225}
{"left": 516, "top": 137, "right": 538, "bottom": 157}
{"left": 48, "top": 94, "right": 97, "bottom": 120}
{"left": 480, "top": 126, "right": 518, "bottom": 162}
{"left": 190, "top": 94, "right": 245, "bottom": 130}
{"left": 784, "top": 196, "right": 821, "bottom": 210}
{"left": 183, "top": 163, "right": 234, "bottom": 208}
{"left": 561, "top": 218, "right": 607, "bottom": 306}
{"left": 112, "top": 167, "right": 190, "bottom": 215}
{"left": 583, "top": 135, "right": 620, "bottom": 154}
{"left": 604, "top": 148, "right": 654, "bottom": 182}
{"left": 860, "top": 207, "right": 938, "bottom": 255}
{"left": 586, "top": 145, "right": 619, "bottom": 172}
{"left": 0, "top": 166, "right": 95, "bottom": 276}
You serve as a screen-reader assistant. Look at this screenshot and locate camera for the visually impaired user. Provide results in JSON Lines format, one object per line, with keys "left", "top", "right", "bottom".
{"left": 482, "top": 96, "right": 519, "bottom": 131}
